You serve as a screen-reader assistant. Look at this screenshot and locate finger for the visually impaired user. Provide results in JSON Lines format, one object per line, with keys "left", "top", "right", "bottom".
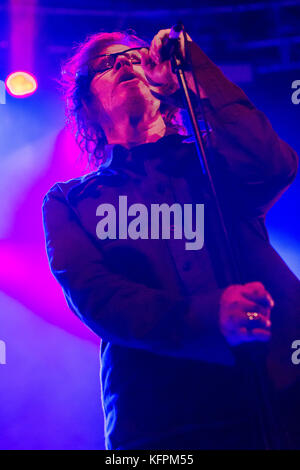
{"left": 231, "top": 297, "right": 271, "bottom": 320}
{"left": 247, "top": 282, "right": 274, "bottom": 306}
{"left": 155, "top": 29, "right": 171, "bottom": 41}
{"left": 141, "top": 50, "right": 155, "bottom": 70}
{"left": 244, "top": 300, "right": 271, "bottom": 321}
{"left": 245, "top": 312, "right": 272, "bottom": 329}
{"left": 244, "top": 292, "right": 274, "bottom": 309}
{"left": 155, "top": 28, "right": 187, "bottom": 46}
{"left": 151, "top": 34, "right": 165, "bottom": 61}
{"left": 149, "top": 46, "right": 159, "bottom": 65}
{"left": 229, "top": 307, "right": 271, "bottom": 330}
{"left": 152, "top": 29, "right": 185, "bottom": 63}
{"left": 242, "top": 282, "right": 275, "bottom": 308}
{"left": 149, "top": 38, "right": 159, "bottom": 63}
{"left": 153, "top": 36, "right": 163, "bottom": 52}
{"left": 243, "top": 281, "right": 267, "bottom": 297}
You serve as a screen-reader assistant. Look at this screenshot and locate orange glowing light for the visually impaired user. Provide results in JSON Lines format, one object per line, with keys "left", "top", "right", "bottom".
{"left": 5, "top": 71, "right": 38, "bottom": 97}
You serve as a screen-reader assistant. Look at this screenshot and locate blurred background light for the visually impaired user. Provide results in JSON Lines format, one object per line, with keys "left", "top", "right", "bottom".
{"left": 5, "top": 71, "right": 38, "bottom": 97}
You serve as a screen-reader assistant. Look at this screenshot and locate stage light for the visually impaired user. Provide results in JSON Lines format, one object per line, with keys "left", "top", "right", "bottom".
{"left": 5, "top": 71, "right": 38, "bottom": 98}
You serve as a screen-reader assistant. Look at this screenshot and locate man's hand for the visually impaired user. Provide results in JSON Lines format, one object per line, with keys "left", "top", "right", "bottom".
{"left": 141, "top": 29, "right": 207, "bottom": 103}
{"left": 141, "top": 28, "right": 190, "bottom": 96}
{"left": 219, "top": 282, "right": 274, "bottom": 346}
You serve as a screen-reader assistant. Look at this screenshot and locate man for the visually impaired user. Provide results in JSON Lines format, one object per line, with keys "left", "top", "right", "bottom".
{"left": 43, "top": 28, "right": 299, "bottom": 449}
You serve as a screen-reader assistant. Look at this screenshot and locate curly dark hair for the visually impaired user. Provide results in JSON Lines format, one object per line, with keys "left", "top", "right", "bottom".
{"left": 60, "top": 30, "right": 187, "bottom": 169}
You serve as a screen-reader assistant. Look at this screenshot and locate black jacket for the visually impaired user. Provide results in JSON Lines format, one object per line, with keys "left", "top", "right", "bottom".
{"left": 42, "top": 43, "right": 299, "bottom": 449}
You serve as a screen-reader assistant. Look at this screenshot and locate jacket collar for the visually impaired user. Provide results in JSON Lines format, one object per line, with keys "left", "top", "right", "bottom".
{"left": 66, "top": 133, "right": 192, "bottom": 205}
{"left": 109, "top": 133, "right": 189, "bottom": 169}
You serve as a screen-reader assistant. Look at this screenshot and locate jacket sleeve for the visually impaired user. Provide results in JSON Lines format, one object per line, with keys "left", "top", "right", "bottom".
{"left": 42, "top": 184, "right": 234, "bottom": 365}
{"left": 184, "top": 41, "right": 299, "bottom": 216}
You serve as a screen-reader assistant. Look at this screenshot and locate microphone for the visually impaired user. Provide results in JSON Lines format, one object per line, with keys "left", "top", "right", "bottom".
{"left": 160, "top": 23, "right": 184, "bottom": 61}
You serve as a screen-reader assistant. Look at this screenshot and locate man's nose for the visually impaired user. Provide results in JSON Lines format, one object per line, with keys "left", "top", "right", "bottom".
{"left": 114, "top": 54, "right": 133, "bottom": 71}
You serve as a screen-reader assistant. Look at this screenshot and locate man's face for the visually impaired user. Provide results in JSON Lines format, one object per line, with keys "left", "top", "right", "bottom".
{"left": 88, "top": 43, "right": 161, "bottom": 128}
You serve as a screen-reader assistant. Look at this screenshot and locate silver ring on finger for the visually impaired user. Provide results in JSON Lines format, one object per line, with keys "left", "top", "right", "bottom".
{"left": 246, "top": 311, "right": 260, "bottom": 321}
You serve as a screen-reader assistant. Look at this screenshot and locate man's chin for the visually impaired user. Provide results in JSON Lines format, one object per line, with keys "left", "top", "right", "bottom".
{"left": 114, "top": 91, "right": 149, "bottom": 115}
{"left": 115, "top": 78, "right": 151, "bottom": 98}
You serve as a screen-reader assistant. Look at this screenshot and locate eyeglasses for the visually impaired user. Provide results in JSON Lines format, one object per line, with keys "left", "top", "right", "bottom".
{"left": 77, "top": 47, "right": 149, "bottom": 83}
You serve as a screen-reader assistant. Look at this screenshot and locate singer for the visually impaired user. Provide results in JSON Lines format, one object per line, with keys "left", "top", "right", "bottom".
{"left": 42, "top": 28, "right": 300, "bottom": 449}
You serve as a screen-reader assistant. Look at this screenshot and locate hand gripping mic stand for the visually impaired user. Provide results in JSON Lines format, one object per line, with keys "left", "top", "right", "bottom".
{"left": 168, "top": 24, "right": 288, "bottom": 450}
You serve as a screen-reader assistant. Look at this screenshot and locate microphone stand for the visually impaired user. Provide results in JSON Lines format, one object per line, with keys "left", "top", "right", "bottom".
{"left": 169, "top": 29, "right": 286, "bottom": 450}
